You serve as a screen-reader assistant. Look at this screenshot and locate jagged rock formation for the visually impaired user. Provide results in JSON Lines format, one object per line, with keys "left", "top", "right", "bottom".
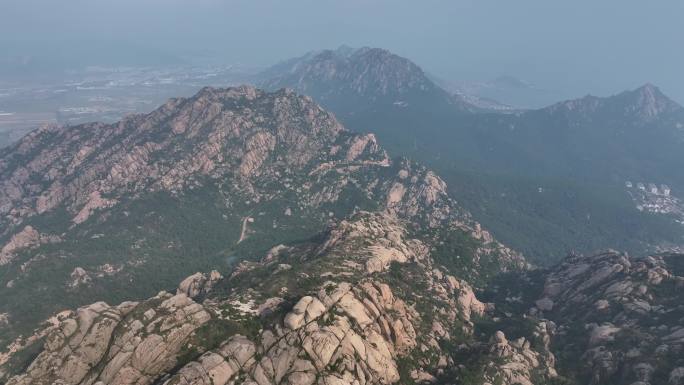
{"left": 0, "top": 226, "right": 60, "bottom": 265}
{"left": 2, "top": 211, "right": 547, "bottom": 385}
{"left": 468, "top": 249, "right": 684, "bottom": 385}
{"left": 169, "top": 281, "right": 412, "bottom": 385}
{"left": 0, "top": 86, "right": 509, "bottom": 248}
{"left": 0, "top": 85, "right": 357, "bottom": 225}
{"left": 480, "top": 326, "right": 557, "bottom": 385}
{"left": 528, "top": 251, "right": 684, "bottom": 385}
{"left": 7, "top": 293, "right": 211, "bottom": 385}
{"left": 177, "top": 270, "right": 223, "bottom": 299}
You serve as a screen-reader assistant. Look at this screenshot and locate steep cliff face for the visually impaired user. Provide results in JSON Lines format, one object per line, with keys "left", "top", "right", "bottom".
{"left": 0, "top": 86, "right": 524, "bottom": 380}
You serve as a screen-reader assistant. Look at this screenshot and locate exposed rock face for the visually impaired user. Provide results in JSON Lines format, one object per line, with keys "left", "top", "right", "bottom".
{"left": 481, "top": 327, "right": 556, "bottom": 385}
{"left": 444, "top": 275, "right": 485, "bottom": 322}
{"left": 68, "top": 267, "right": 92, "bottom": 288}
{"left": 532, "top": 251, "right": 684, "bottom": 384}
{"left": 177, "top": 270, "right": 223, "bottom": 299}
{"left": 1, "top": 211, "right": 543, "bottom": 385}
{"left": 167, "top": 281, "right": 412, "bottom": 385}
{"left": 0, "top": 226, "right": 59, "bottom": 265}
{"left": 7, "top": 293, "right": 210, "bottom": 385}
{"left": 314, "top": 212, "right": 427, "bottom": 274}
{"left": 72, "top": 190, "right": 116, "bottom": 224}
{"left": 0, "top": 86, "right": 350, "bottom": 226}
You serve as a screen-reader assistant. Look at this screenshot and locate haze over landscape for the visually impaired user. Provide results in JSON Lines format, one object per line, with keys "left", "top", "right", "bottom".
{"left": 1, "top": 2, "right": 684, "bottom": 385}
{"left": 2, "top": 0, "right": 684, "bottom": 104}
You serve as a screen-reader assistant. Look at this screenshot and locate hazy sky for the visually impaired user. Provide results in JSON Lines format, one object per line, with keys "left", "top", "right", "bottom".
{"left": 1, "top": 0, "right": 683, "bottom": 103}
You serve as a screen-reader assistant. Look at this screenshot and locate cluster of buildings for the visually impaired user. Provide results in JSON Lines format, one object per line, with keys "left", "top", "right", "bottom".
{"left": 626, "top": 180, "right": 682, "bottom": 219}
{"left": 625, "top": 181, "right": 671, "bottom": 196}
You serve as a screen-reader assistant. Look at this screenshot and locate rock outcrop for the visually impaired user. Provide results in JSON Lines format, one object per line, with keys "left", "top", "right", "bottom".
{"left": 531, "top": 251, "right": 684, "bottom": 384}
{"left": 1, "top": 211, "right": 544, "bottom": 385}
{"left": 177, "top": 270, "right": 223, "bottom": 299}
{"left": 0, "top": 226, "right": 59, "bottom": 265}
{"left": 0, "top": 86, "right": 350, "bottom": 226}
{"left": 481, "top": 326, "right": 557, "bottom": 385}
{"left": 166, "top": 281, "right": 413, "bottom": 385}
{"left": 7, "top": 293, "right": 210, "bottom": 385}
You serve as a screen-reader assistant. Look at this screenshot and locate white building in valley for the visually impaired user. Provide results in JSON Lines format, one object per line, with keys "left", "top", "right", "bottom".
{"left": 648, "top": 183, "right": 659, "bottom": 194}
{"left": 661, "top": 184, "right": 671, "bottom": 196}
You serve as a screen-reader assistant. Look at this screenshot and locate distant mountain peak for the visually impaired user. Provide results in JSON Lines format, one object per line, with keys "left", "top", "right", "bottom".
{"left": 259, "top": 46, "right": 478, "bottom": 113}
{"left": 547, "top": 83, "right": 681, "bottom": 120}
{"left": 626, "top": 83, "right": 681, "bottom": 118}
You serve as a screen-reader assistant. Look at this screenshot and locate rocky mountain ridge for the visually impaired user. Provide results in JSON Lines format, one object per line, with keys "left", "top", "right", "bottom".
{"left": 533, "top": 251, "right": 684, "bottom": 384}
{"left": 0, "top": 86, "right": 350, "bottom": 229}
{"left": 0, "top": 86, "right": 524, "bottom": 381}
{"left": 544, "top": 83, "right": 683, "bottom": 121}
{"left": 485, "top": 250, "right": 684, "bottom": 385}
{"left": 2, "top": 211, "right": 549, "bottom": 385}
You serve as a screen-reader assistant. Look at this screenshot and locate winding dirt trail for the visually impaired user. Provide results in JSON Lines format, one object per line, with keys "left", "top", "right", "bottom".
{"left": 237, "top": 216, "right": 252, "bottom": 244}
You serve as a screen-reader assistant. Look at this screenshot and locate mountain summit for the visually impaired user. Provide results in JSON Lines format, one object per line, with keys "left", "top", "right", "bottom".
{"left": 259, "top": 46, "right": 477, "bottom": 115}
{"left": 547, "top": 83, "right": 682, "bottom": 121}
{"left": 618, "top": 83, "right": 682, "bottom": 118}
